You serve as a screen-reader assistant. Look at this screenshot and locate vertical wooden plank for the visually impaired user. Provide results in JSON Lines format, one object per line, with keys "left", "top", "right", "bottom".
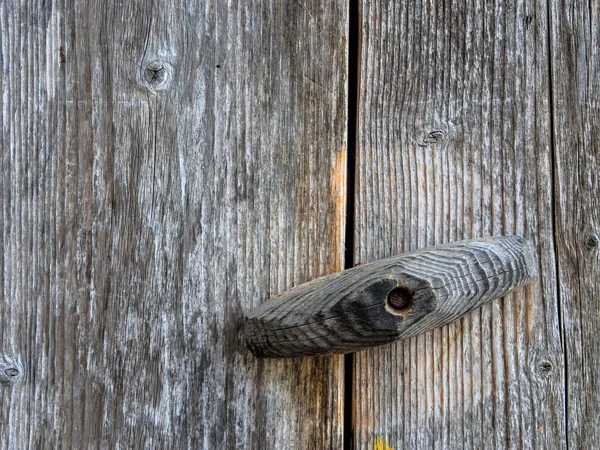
{"left": 0, "top": 0, "right": 348, "bottom": 447}
{"left": 354, "top": 0, "right": 565, "bottom": 448}
{"left": 550, "top": 0, "right": 600, "bottom": 447}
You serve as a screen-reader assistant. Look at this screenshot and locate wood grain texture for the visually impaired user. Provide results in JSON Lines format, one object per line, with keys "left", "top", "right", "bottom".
{"left": 247, "top": 236, "right": 537, "bottom": 358}
{"left": 550, "top": 0, "right": 600, "bottom": 447}
{"left": 354, "top": 0, "right": 565, "bottom": 448}
{"left": 0, "top": 0, "right": 347, "bottom": 448}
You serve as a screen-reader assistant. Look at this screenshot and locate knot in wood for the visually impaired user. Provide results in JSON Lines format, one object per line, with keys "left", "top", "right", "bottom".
{"left": 424, "top": 130, "right": 446, "bottom": 143}
{"left": 585, "top": 234, "right": 598, "bottom": 251}
{"left": 142, "top": 59, "right": 173, "bottom": 91}
{"left": 417, "top": 127, "right": 449, "bottom": 147}
{"left": 0, "top": 355, "right": 22, "bottom": 385}
{"left": 536, "top": 359, "right": 554, "bottom": 378}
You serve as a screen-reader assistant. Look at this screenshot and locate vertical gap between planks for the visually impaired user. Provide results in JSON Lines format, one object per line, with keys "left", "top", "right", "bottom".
{"left": 344, "top": 0, "right": 360, "bottom": 449}
{"left": 545, "top": 0, "right": 568, "bottom": 447}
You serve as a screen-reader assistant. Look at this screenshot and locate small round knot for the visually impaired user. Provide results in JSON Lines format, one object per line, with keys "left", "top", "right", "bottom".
{"left": 536, "top": 359, "right": 553, "bottom": 378}
{"left": 585, "top": 234, "right": 598, "bottom": 251}
{"left": 5, "top": 368, "right": 18, "bottom": 377}
{"left": 417, "top": 128, "right": 449, "bottom": 147}
{"left": 386, "top": 286, "right": 414, "bottom": 315}
{"left": 142, "top": 60, "right": 173, "bottom": 91}
{"left": 424, "top": 130, "right": 446, "bottom": 144}
{"left": 0, "top": 355, "right": 22, "bottom": 385}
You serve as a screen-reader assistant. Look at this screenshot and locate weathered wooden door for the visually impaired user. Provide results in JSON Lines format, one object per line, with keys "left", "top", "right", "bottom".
{"left": 2, "top": 0, "right": 598, "bottom": 449}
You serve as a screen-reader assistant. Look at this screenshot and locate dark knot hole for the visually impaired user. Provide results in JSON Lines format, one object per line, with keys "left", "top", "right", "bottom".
{"left": 386, "top": 285, "right": 414, "bottom": 315}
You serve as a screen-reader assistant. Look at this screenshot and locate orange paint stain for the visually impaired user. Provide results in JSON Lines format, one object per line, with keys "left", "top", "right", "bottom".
{"left": 330, "top": 147, "right": 347, "bottom": 272}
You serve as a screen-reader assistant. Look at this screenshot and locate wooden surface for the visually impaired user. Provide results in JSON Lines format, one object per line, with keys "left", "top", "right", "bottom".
{"left": 247, "top": 236, "right": 538, "bottom": 358}
{"left": 3, "top": 0, "right": 600, "bottom": 448}
{"left": 551, "top": 0, "right": 600, "bottom": 447}
{"left": 354, "top": 1, "right": 565, "bottom": 448}
{"left": 0, "top": 1, "right": 348, "bottom": 448}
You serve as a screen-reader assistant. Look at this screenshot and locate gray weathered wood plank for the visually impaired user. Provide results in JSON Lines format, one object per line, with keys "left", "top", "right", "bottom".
{"left": 246, "top": 236, "right": 538, "bottom": 358}
{"left": 0, "top": 0, "right": 348, "bottom": 448}
{"left": 353, "top": 0, "right": 565, "bottom": 448}
{"left": 550, "top": 1, "right": 600, "bottom": 447}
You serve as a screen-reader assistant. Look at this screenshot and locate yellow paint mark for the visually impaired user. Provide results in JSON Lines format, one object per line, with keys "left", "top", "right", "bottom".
{"left": 330, "top": 147, "right": 347, "bottom": 272}
{"left": 372, "top": 436, "right": 394, "bottom": 450}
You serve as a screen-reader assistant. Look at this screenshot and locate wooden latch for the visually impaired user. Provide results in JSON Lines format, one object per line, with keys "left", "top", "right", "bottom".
{"left": 245, "top": 235, "right": 537, "bottom": 358}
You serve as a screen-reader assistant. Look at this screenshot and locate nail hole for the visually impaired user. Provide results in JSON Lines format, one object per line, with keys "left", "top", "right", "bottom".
{"left": 216, "top": 64, "right": 221, "bottom": 68}
{"left": 385, "top": 286, "right": 414, "bottom": 315}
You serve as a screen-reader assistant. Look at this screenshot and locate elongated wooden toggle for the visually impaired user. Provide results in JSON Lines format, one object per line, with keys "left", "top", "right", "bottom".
{"left": 245, "top": 235, "right": 537, "bottom": 358}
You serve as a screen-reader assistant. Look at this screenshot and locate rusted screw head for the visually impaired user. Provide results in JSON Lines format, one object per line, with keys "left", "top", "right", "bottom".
{"left": 386, "top": 286, "right": 414, "bottom": 315}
